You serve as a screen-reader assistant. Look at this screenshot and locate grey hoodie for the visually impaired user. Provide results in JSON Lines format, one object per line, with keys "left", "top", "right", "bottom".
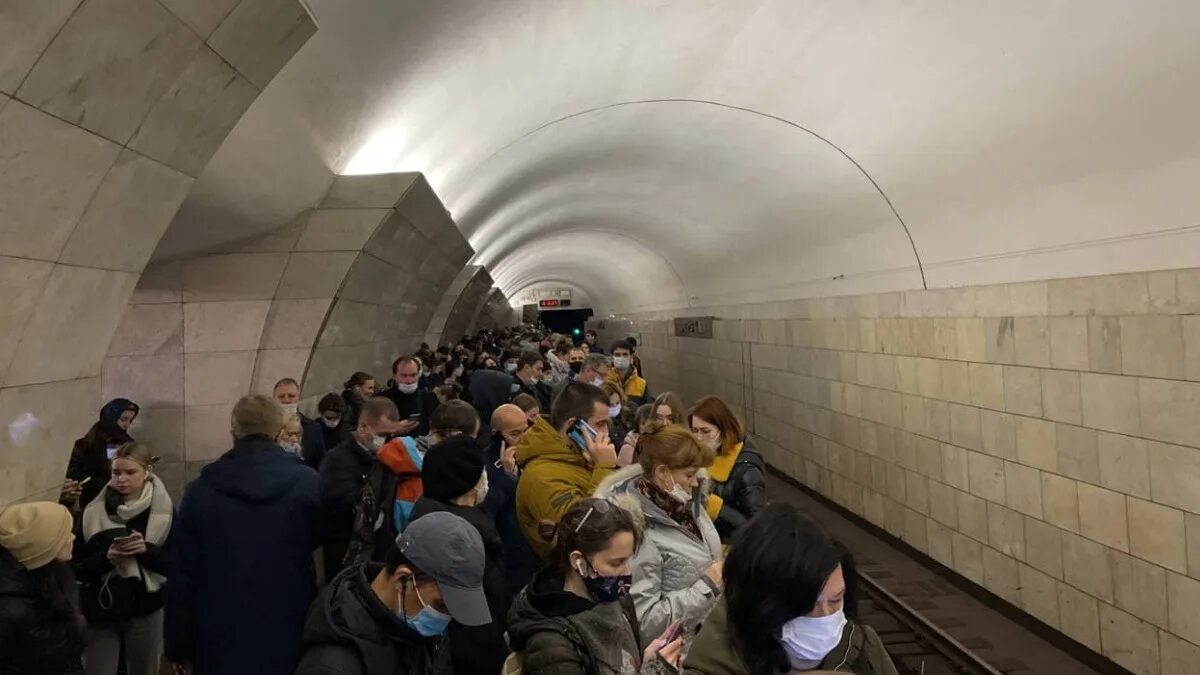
{"left": 594, "top": 465, "right": 723, "bottom": 645}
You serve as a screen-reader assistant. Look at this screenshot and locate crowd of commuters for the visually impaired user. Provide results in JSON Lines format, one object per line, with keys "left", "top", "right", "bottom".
{"left": 0, "top": 324, "right": 896, "bottom": 675}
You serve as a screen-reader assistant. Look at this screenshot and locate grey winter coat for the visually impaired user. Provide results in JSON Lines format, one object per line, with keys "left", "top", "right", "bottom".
{"left": 594, "top": 465, "right": 723, "bottom": 645}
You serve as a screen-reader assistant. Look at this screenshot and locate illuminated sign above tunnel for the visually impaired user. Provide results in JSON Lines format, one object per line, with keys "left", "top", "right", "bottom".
{"left": 539, "top": 298, "right": 572, "bottom": 308}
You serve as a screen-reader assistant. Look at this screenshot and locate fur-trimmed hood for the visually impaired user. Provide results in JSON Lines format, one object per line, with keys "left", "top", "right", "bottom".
{"left": 592, "top": 464, "right": 713, "bottom": 533}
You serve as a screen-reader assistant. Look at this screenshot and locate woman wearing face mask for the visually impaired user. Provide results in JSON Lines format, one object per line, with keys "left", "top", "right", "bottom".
{"left": 341, "top": 372, "right": 376, "bottom": 429}
{"left": 64, "top": 399, "right": 140, "bottom": 512}
{"left": 594, "top": 423, "right": 722, "bottom": 643}
{"left": 77, "top": 443, "right": 173, "bottom": 675}
{"left": 0, "top": 502, "right": 85, "bottom": 674}
{"left": 601, "top": 382, "right": 633, "bottom": 449}
{"left": 409, "top": 436, "right": 509, "bottom": 675}
{"left": 687, "top": 396, "right": 767, "bottom": 540}
{"left": 507, "top": 498, "right": 684, "bottom": 675}
{"left": 683, "top": 505, "right": 897, "bottom": 675}
{"left": 276, "top": 414, "right": 304, "bottom": 458}
{"left": 317, "top": 393, "right": 351, "bottom": 450}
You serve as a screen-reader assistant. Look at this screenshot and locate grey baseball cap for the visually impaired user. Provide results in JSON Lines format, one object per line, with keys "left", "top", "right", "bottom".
{"left": 397, "top": 511, "right": 490, "bottom": 626}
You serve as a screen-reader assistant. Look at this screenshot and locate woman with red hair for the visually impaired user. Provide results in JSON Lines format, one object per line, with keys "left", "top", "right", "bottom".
{"left": 687, "top": 396, "right": 767, "bottom": 539}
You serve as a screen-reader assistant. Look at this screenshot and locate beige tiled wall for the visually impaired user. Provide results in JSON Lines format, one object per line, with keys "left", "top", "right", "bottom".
{"left": 607, "top": 270, "right": 1200, "bottom": 675}
{"left": 0, "top": 0, "right": 314, "bottom": 506}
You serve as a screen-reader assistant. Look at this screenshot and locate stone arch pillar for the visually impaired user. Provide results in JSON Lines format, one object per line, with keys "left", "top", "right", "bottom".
{"left": 0, "top": 0, "right": 315, "bottom": 505}
{"left": 103, "top": 173, "right": 474, "bottom": 494}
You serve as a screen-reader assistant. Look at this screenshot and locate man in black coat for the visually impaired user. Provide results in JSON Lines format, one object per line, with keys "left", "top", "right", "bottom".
{"left": 512, "top": 349, "right": 552, "bottom": 411}
{"left": 164, "top": 395, "right": 323, "bottom": 675}
{"left": 375, "top": 356, "right": 439, "bottom": 437}
{"left": 295, "top": 512, "right": 490, "bottom": 675}
{"left": 273, "top": 378, "right": 326, "bottom": 470}
{"left": 318, "top": 397, "right": 400, "bottom": 582}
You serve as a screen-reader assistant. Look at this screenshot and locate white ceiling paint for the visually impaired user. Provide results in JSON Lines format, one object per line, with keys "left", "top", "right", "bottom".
{"left": 152, "top": 0, "right": 1200, "bottom": 315}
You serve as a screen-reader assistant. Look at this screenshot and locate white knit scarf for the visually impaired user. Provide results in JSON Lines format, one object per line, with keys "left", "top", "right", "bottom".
{"left": 82, "top": 474, "right": 173, "bottom": 592}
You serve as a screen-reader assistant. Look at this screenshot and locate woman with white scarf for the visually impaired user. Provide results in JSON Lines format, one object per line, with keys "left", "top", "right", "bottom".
{"left": 77, "top": 442, "right": 173, "bottom": 675}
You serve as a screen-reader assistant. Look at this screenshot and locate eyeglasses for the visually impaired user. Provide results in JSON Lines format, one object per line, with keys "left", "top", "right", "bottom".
{"left": 573, "top": 499, "right": 613, "bottom": 532}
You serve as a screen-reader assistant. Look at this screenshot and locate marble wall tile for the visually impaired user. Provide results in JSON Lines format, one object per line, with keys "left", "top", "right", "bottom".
{"left": 107, "top": 303, "right": 182, "bottom": 357}
{"left": 987, "top": 502, "right": 1025, "bottom": 559}
{"left": 394, "top": 174, "right": 453, "bottom": 240}
{"left": 221, "top": 218, "right": 305, "bottom": 254}
{"left": 1147, "top": 440, "right": 1200, "bottom": 515}
{"left": 0, "top": 0, "right": 80, "bottom": 94}
{"left": 17, "top": 0, "right": 200, "bottom": 143}
{"left": 0, "top": 101, "right": 120, "bottom": 261}
{"left": 1041, "top": 370, "right": 1082, "bottom": 425}
{"left": 1097, "top": 432, "right": 1150, "bottom": 500}
{"left": 0, "top": 377, "right": 98, "bottom": 504}
{"left": 1120, "top": 316, "right": 1184, "bottom": 379}
{"left": 128, "top": 46, "right": 259, "bottom": 176}
{"left": 1049, "top": 317, "right": 1089, "bottom": 372}
{"left": 339, "top": 253, "right": 406, "bottom": 306}
{"left": 1056, "top": 423, "right": 1099, "bottom": 484}
{"left": 250, "top": 347, "right": 310, "bottom": 396}
{"left": 969, "top": 363, "right": 1005, "bottom": 411}
{"left": 1057, "top": 583, "right": 1101, "bottom": 652}
{"left": 260, "top": 298, "right": 332, "bottom": 350}
{"left": 183, "top": 253, "right": 288, "bottom": 301}
{"left": 183, "top": 403, "right": 234, "bottom": 461}
{"left": 1019, "top": 563, "right": 1059, "bottom": 627}
{"left": 967, "top": 450, "right": 1005, "bottom": 503}
{"left": 1088, "top": 317, "right": 1123, "bottom": 374}
{"left": 1024, "top": 516, "right": 1064, "bottom": 579}
{"left": 129, "top": 261, "right": 183, "bottom": 304}
{"left": 5, "top": 266, "right": 137, "bottom": 386}
{"left": 159, "top": 0, "right": 240, "bottom": 39}
{"left": 1080, "top": 373, "right": 1141, "bottom": 436}
{"left": 1099, "top": 603, "right": 1159, "bottom": 675}
{"left": 951, "top": 531, "right": 984, "bottom": 583}
{"left": 129, "top": 406, "right": 184, "bottom": 463}
{"left": 1041, "top": 472, "right": 1081, "bottom": 534}
{"left": 1004, "top": 462, "right": 1043, "bottom": 518}
{"left": 183, "top": 350, "right": 254, "bottom": 405}
{"left": 275, "top": 251, "right": 357, "bottom": 299}
{"left": 183, "top": 300, "right": 270, "bottom": 352}
{"left": 1078, "top": 483, "right": 1129, "bottom": 552}
{"left": 1015, "top": 416, "right": 1057, "bottom": 472}
{"left": 1127, "top": 497, "right": 1187, "bottom": 573}
{"left": 1063, "top": 531, "right": 1114, "bottom": 603}
{"left": 366, "top": 213, "right": 426, "bottom": 271}
{"left": 58, "top": 150, "right": 193, "bottom": 270}
{"left": 1139, "top": 378, "right": 1200, "bottom": 448}
{"left": 1159, "top": 631, "right": 1200, "bottom": 675}
{"left": 101, "top": 353, "right": 183, "bottom": 407}
{"left": 1110, "top": 551, "right": 1169, "bottom": 628}
{"left": 1168, "top": 572, "right": 1200, "bottom": 646}
{"left": 207, "top": 0, "right": 316, "bottom": 89}
{"left": 294, "top": 209, "right": 389, "bottom": 252}
{"left": 0, "top": 257, "right": 54, "bottom": 377}
{"left": 982, "top": 546, "right": 1021, "bottom": 604}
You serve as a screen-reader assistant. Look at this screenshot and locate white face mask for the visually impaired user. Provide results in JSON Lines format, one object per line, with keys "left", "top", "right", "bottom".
{"left": 397, "top": 382, "right": 418, "bottom": 395}
{"left": 281, "top": 403, "right": 298, "bottom": 416}
{"left": 664, "top": 473, "right": 692, "bottom": 503}
{"left": 370, "top": 435, "right": 387, "bottom": 451}
{"left": 281, "top": 441, "right": 302, "bottom": 456}
{"left": 703, "top": 434, "right": 722, "bottom": 452}
{"left": 608, "top": 404, "right": 622, "bottom": 419}
{"left": 453, "top": 366, "right": 464, "bottom": 378}
{"left": 505, "top": 362, "right": 518, "bottom": 373}
{"left": 613, "top": 356, "right": 630, "bottom": 371}
{"left": 590, "top": 376, "right": 605, "bottom": 388}
{"left": 106, "top": 445, "right": 120, "bottom": 461}
{"left": 780, "top": 608, "right": 847, "bottom": 669}
{"left": 322, "top": 417, "right": 340, "bottom": 429}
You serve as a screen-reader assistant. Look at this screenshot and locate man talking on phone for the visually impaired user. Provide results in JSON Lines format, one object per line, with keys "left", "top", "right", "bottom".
{"left": 513, "top": 381, "right": 617, "bottom": 561}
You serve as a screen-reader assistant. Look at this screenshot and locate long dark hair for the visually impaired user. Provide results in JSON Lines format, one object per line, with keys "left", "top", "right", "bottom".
{"left": 724, "top": 504, "right": 858, "bottom": 675}
{"left": 32, "top": 561, "right": 85, "bottom": 641}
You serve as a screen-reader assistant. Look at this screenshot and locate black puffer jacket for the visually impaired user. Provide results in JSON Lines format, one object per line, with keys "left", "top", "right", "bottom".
{"left": 409, "top": 498, "right": 511, "bottom": 675}
{"left": 0, "top": 551, "right": 85, "bottom": 675}
{"left": 507, "top": 567, "right": 648, "bottom": 675}
{"left": 295, "top": 563, "right": 450, "bottom": 675}
{"left": 711, "top": 441, "right": 767, "bottom": 539}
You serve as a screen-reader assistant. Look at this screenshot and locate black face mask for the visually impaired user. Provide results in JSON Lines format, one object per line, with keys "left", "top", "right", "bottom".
{"left": 569, "top": 362, "right": 583, "bottom": 375}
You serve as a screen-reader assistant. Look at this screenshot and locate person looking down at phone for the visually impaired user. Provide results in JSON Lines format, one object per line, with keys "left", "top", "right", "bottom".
{"left": 77, "top": 442, "right": 173, "bottom": 675}
{"left": 296, "top": 512, "right": 490, "bottom": 675}
{"left": 375, "top": 356, "right": 439, "bottom": 437}
{"left": 594, "top": 422, "right": 723, "bottom": 644}
{"left": 507, "top": 498, "right": 685, "bottom": 675}
{"left": 515, "top": 381, "right": 619, "bottom": 561}
{"left": 64, "top": 398, "right": 140, "bottom": 512}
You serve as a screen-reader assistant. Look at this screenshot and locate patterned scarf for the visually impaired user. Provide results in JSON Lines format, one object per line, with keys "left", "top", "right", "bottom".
{"left": 636, "top": 477, "right": 701, "bottom": 540}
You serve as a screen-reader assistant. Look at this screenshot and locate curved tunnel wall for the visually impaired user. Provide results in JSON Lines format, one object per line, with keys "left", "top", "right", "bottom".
{"left": 101, "top": 172, "right": 473, "bottom": 496}
{"left": 0, "top": 0, "right": 315, "bottom": 506}
{"left": 596, "top": 270, "right": 1200, "bottom": 675}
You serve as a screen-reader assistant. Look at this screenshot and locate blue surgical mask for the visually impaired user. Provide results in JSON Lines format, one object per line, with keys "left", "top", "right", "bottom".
{"left": 400, "top": 583, "right": 451, "bottom": 637}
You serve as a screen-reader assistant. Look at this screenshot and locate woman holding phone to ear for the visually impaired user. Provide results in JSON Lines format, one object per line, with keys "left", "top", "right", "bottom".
{"left": 76, "top": 442, "right": 174, "bottom": 675}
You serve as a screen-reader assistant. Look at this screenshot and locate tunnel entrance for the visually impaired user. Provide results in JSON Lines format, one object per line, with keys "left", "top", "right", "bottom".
{"left": 538, "top": 308, "right": 593, "bottom": 340}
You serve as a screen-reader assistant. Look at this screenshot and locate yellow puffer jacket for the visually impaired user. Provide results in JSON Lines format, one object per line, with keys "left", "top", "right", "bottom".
{"left": 606, "top": 368, "right": 649, "bottom": 405}
{"left": 515, "top": 417, "right": 617, "bottom": 560}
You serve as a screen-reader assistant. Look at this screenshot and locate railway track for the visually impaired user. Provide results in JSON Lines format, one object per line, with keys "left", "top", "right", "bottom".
{"left": 857, "top": 571, "right": 1005, "bottom": 675}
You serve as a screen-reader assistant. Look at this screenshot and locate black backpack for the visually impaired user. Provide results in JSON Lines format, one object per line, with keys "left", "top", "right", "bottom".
{"left": 343, "top": 462, "right": 400, "bottom": 567}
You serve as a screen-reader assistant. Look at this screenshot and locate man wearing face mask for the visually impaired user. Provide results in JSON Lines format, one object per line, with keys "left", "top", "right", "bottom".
{"left": 274, "top": 378, "right": 327, "bottom": 471}
{"left": 484, "top": 404, "right": 540, "bottom": 594}
{"left": 554, "top": 353, "right": 612, "bottom": 401}
{"left": 296, "top": 511, "right": 490, "bottom": 675}
{"left": 319, "top": 398, "right": 400, "bottom": 582}
{"left": 606, "top": 340, "right": 650, "bottom": 406}
{"left": 376, "top": 356, "right": 438, "bottom": 438}
{"left": 514, "top": 349, "right": 552, "bottom": 411}
{"left": 409, "top": 437, "right": 511, "bottom": 675}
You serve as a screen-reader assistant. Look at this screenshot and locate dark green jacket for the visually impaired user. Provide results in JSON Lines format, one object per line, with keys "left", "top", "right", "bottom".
{"left": 682, "top": 600, "right": 898, "bottom": 675}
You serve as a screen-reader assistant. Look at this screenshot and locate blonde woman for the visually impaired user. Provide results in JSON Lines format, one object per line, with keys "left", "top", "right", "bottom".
{"left": 78, "top": 443, "right": 173, "bottom": 675}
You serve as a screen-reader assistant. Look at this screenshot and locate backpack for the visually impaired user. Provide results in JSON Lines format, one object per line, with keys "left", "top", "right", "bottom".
{"left": 343, "top": 437, "right": 424, "bottom": 566}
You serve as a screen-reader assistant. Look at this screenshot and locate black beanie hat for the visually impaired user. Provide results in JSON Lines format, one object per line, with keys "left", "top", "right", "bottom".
{"left": 422, "top": 435, "right": 485, "bottom": 502}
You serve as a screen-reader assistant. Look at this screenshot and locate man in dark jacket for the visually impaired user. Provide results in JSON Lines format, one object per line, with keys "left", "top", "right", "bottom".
{"left": 295, "top": 511, "right": 491, "bottom": 675}
{"left": 319, "top": 397, "right": 400, "bottom": 582}
{"left": 274, "top": 378, "right": 327, "bottom": 470}
{"left": 483, "top": 404, "right": 539, "bottom": 594}
{"left": 410, "top": 436, "right": 510, "bottom": 675}
{"left": 164, "top": 395, "right": 322, "bottom": 675}
{"left": 376, "top": 356, "right": 439, "bottom": 437}
{"left": 513, "top": 349, "right": 552, "bottom": 411}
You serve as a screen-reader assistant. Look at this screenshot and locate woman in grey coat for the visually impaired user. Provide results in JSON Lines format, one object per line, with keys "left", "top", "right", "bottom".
{"left": 594, "top": 422, "right": 723, "bottom": 644}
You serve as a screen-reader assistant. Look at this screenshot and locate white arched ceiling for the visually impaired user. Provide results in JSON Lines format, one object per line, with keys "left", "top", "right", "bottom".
{"left": 152, "top": 0, "right": 1200, "bottom": 313}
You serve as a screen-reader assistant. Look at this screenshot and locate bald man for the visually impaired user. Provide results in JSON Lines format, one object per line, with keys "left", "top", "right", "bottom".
{"left": 481, "top": 403, "right": 539, "bottom": 592}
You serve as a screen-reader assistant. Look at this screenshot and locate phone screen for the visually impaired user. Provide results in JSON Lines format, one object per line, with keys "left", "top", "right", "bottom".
{"left": 112, "top": 535, "right": 136, "bottom": 546}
